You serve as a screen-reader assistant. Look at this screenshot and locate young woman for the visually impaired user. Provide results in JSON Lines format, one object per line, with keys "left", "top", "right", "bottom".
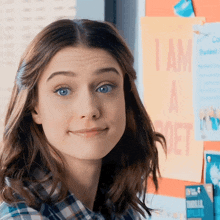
{"left": 0, "top": 19, "right": 166, "bottom": 219}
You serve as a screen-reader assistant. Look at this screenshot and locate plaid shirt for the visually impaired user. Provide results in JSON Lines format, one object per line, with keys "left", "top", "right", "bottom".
{"left": 0, "top": 167, "right": 139, "bottom": 220}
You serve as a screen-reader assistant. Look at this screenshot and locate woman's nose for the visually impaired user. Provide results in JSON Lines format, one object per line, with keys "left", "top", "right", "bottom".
{"left": 76, "top": 90, "right": 101, "bottom": 120}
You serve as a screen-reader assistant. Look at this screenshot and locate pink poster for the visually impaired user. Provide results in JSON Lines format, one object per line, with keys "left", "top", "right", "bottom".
{"left": 141, "top": 17, "right": 205, "bottom": 182}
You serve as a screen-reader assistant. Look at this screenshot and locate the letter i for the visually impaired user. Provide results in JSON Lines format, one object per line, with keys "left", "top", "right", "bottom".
{"left": 155, "top": 39, "right": 160, "bottom": 71}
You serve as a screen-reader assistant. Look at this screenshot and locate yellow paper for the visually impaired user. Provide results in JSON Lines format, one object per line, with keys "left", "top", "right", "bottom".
{"left": 141, "top": 17, "right": 205, "bottom": 182}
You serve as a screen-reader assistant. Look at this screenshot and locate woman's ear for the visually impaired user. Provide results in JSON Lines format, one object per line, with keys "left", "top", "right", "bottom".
{"left": 31, "top": 107, "right": 42, "bottom": 124}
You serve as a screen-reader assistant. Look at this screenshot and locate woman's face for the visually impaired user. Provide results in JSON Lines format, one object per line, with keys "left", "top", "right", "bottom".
{"left": 32, "top": 46, "right": 126, "bottom": 161}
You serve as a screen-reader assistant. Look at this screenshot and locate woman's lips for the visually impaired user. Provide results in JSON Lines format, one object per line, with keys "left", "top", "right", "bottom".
{"left": 71, "top": 128, "right": 108, "bottom": 138}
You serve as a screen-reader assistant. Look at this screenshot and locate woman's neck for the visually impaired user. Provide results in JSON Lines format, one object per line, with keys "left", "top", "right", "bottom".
{"left": 64, "top": 156, "right": 102, "bottom": 210}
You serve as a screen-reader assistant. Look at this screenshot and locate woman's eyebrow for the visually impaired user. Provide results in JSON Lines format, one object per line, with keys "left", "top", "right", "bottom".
{"left": 46, "top": 67, "right": 121, "bottom": 82}
{"left": 47, "top": 71, "right": 76, "bottom": 82}
{"left": 96, "top": 67, "right": 120, "bottom": 76}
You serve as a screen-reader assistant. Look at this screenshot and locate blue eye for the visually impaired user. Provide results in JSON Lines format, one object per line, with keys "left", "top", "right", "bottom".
{"left": 56, "top": 88, "right": 71, "bottom": 96}
{"left": 97, "top": 85, "right": 113, "bottom": 93}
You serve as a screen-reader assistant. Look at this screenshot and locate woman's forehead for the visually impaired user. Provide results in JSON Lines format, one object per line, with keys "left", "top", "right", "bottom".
{"left": 38, "top": 46, "right": 124, "bottom": 83}
{"left": 51, "top": 46, "right": 118, "bottom": 64}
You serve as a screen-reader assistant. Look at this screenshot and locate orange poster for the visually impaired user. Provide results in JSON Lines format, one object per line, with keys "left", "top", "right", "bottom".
{"left": 141, "top": 17, "right": 205, "bottom": 182}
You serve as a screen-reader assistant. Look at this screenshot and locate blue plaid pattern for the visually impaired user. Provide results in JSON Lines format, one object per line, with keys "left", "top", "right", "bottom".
{"left": 0, "top": 168, "right": 139, "bottom": 219}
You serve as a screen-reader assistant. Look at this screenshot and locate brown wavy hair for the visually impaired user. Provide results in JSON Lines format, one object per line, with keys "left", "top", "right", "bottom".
{"left": 0, "top": 19, "right": 166, "bottom": 218}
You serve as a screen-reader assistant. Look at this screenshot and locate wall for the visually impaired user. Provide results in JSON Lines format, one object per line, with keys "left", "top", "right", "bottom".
{"left": 76, "top": 0, "right": 104, "bottom": 20}
{"left": 115, "top": 0, "right": 145, "bottom": 101}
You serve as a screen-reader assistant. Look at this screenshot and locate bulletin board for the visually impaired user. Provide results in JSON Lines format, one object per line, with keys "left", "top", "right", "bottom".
{"left": 143, "top": 0, "right": 220, "bottom": 216}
